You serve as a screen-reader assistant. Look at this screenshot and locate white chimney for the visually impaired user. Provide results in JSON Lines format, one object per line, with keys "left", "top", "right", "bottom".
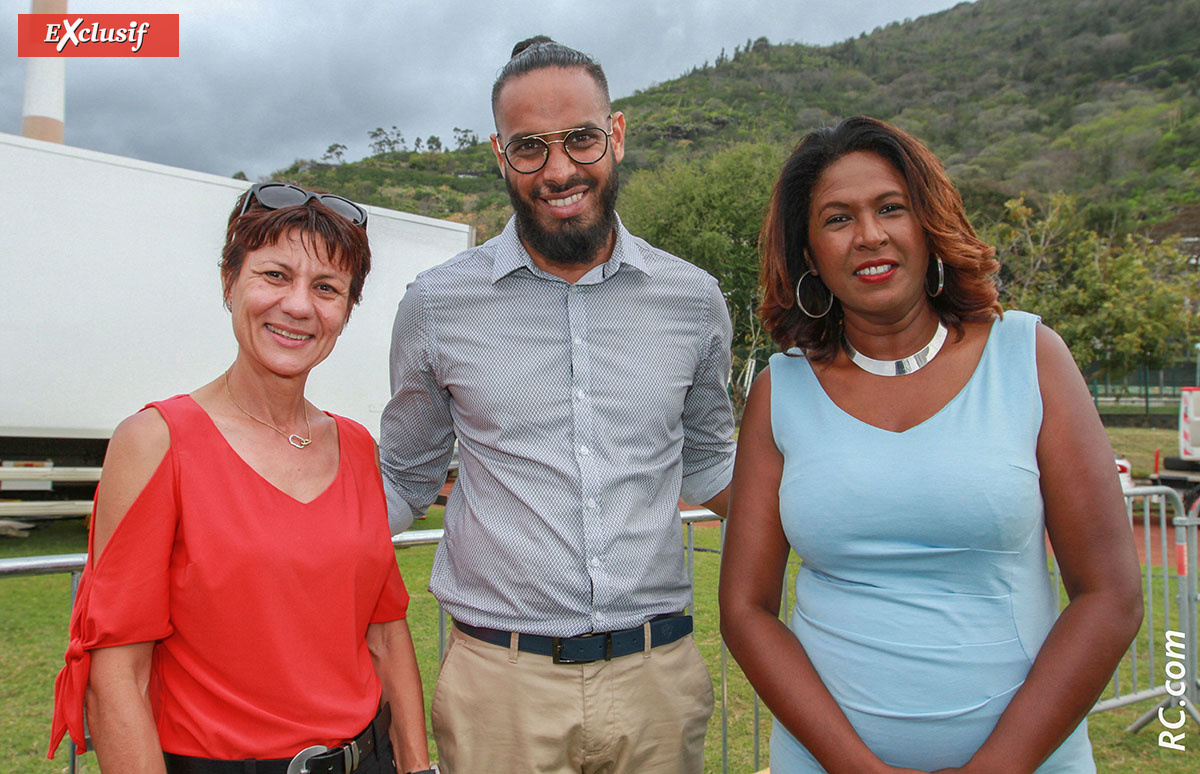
{"left": 21, "top": 0, "right": 67, "bottom": 144}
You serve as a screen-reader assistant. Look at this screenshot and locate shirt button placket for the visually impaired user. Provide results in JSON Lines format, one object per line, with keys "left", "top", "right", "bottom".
{"left": 569, "top": 284, "right": 603, "bottom": 622}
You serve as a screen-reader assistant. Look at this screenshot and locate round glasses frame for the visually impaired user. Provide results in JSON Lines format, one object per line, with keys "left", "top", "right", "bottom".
{"left": 501, "top": 118, "right": 614, "bottom": 174}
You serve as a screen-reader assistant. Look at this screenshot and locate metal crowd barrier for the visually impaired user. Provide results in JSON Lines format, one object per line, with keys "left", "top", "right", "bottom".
{"left": 6, "top": 493, "right": 1198, "bottom": 774}
{"left": 0, "top": 552, "right": 87, "bottom": 772}
{"left": 1083, "top": 486, "right": 1200, "bottom": 735}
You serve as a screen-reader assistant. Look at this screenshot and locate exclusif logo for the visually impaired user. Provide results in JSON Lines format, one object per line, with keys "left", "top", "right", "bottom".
{"left": 17, "top": 14, "right": 179, "bottom": 57}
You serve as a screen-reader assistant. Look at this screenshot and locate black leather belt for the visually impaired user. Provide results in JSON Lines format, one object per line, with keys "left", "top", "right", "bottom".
{"left": 163, "top": 703, "right": 390, "bottom": 774}
{"left": 454, "top": 614, "right": 693, "bottom": 664}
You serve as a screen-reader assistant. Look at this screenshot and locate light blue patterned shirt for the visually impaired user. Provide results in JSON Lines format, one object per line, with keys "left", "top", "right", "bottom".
{"left": 380, "top": 215, "right": 735, "bottom": 636}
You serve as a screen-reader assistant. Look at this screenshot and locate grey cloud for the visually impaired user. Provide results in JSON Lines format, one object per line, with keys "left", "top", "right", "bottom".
{"left": 3, "top": 0, "right": 967, "bottom": 178}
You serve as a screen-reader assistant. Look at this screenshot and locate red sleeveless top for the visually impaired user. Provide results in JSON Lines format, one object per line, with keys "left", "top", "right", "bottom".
{"left": 49, "top": 394, "right": 409, "bottom": 759}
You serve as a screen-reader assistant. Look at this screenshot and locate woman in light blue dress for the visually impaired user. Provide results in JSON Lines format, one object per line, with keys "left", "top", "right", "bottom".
{"left": 719, "top": 117, "right": 1143, "bottom": 773}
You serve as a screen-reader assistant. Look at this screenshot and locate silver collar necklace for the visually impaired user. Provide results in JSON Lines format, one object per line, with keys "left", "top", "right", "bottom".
{"left": 844, "top": 321, "right": 948, "bottom": 377}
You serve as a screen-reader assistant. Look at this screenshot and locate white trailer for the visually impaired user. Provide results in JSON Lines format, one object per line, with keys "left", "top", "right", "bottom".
{"left": 1152, "top": 387, "right": 1200, "bottom": 493}
{"left": 1, "top": 132, "right": 472, "bottom": 473}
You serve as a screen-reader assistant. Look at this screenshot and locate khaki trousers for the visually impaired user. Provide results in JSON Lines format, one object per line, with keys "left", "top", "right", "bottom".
{"left": 432, "top": 624, "right": 714, "bottom": 773}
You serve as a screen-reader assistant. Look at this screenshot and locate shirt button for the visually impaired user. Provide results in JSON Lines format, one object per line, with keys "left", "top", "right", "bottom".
{"left": 590, "top": 556, "right": 601, "bottom": 567}
{"left": 586, "top": 498, "right": 597, "bottom": 509}
{"left": 574, "top": 337, "right": 583, "bottom": 346}
{"left": 576, "top": 389, "right": 586, "bottom": 400}
{"left": 579, "top": 446, "right": 590, "bottom": 456}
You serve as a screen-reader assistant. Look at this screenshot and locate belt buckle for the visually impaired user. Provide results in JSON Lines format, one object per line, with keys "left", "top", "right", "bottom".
{"left": 551, "top": 636, "right": 586, "bottom": 664}
{"left": 287, "top": 745, "right": 329, "bottom": 774}
{"left": 551, "top": 632, "right": 611, "bottom": 664}
{"left": 343, "top": 739, "right": 361, "bottom": 772}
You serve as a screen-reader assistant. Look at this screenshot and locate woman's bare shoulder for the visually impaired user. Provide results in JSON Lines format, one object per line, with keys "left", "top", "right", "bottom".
{"left": 92, "top": 407, "right": 172, "bottom": 559}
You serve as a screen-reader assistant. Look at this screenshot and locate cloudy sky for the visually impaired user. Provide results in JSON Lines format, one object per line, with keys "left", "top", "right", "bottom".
{"left": 2, "top": 0, "right": 969, "bottom": 180}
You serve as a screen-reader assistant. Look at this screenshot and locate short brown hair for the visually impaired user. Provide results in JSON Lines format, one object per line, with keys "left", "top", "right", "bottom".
{"left": 220, "top": 185, "right": 371, "bottom": 311}
{"left": 759, "top": 116, "right": 1001, "bottom": 360}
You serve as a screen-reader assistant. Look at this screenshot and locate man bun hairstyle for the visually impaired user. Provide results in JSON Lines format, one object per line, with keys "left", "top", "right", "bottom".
{"left": 492, "top": 35, "right": 611, "bottom": 114}
{"left": 511, "top": 35, "right": 554, "bottom": 58}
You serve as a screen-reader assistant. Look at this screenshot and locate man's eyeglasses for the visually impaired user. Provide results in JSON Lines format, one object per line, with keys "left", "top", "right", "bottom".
{"left": 239, "top": 182, "right": 368, "bottom": 228}
{"left": 500, "top": 119, "right": 614, "bottom": 174}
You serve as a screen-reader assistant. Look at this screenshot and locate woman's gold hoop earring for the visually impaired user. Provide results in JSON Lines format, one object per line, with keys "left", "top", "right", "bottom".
{"left": 796, "top": 270, "right": 834, "bottom": 318}
{"left": 926, "top": 256, "right": 945, "bottom": 298}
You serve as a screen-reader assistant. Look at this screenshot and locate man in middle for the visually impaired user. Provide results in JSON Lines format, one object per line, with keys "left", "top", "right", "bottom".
{"left": 380, "top": 35, "right": 736, "bottom": 773}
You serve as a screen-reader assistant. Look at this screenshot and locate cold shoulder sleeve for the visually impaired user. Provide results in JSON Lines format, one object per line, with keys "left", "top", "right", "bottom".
{"left": 48, "top": 441, "right": 179, "bottom": 756}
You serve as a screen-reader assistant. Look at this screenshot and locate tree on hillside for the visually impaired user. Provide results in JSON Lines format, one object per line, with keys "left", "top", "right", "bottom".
{"left": 612, "top": 0, "right": 1200, "bottom": 232}
{"left": 453, "top": 127, "right": 480, "bottom": 149}
{"left": 368, "top": 126, "right": 406, "bottom": 155}
{"left": 622, "top": 142, "right": 784, "bottom": 414}
{"left": 985, "top": 194, "right": 1196, "bottom": 379}
{"left": 322, "top": 143, "right": 347, "bottom": 164}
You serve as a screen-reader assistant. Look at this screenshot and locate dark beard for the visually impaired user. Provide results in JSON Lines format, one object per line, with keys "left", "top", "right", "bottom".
{"left": 507, "top": 166, "right": 620, "bottom": 266}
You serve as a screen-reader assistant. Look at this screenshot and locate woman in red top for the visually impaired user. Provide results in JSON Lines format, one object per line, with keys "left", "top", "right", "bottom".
{"left": 49, "top": 184, "right": 434, "bottom": 774}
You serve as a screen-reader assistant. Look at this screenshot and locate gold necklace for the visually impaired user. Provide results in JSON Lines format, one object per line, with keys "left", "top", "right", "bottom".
{"left": 223, "top": 370, "right": 312, "bottom": 449}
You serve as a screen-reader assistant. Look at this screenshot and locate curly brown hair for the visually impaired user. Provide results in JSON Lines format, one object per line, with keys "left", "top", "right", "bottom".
{"left": 759, "top": 116, "right": 1001, "bottom": 360}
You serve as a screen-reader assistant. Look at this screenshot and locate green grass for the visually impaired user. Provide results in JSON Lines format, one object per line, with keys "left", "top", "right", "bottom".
{"left": 3, "top": 516, "right": 1198, "bottom": 772}
{"left": 1096, "top": 404, "right": 1178, "bottom": 416}
{"left": 1106, "top": 426, "right": 1178, "bottom": 479}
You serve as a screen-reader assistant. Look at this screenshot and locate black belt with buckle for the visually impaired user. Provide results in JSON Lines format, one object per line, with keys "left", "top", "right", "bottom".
{"left": 454, "top": 614, "right": 693, "bottom": 664}
{"left": 162, "top": 702, "right": 390, "bottom": 774}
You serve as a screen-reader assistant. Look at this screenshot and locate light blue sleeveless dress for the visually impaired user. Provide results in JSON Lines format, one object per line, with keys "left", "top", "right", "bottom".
{"left": 768, "top": 311, "right": 1095, "bottom": 772}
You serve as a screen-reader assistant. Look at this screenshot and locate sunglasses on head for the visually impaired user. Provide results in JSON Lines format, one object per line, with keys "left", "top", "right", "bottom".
{"left": 239, "top": 182, "right": 368, "bottom": 228}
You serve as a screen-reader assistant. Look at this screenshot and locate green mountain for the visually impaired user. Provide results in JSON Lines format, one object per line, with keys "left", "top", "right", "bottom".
{"left": 277, "top": 0, "right": 1200, "bottom": 242}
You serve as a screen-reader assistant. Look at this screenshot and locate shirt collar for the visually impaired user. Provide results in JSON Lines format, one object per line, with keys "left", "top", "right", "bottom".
{"left": 489, "top": 213, "right": 652, "bottom": 284}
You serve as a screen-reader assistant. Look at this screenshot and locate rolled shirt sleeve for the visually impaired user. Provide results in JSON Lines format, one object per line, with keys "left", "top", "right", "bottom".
{"left": 380, "top": 280, "right": 457, "bottom": 534}
{"left": 679, "top": 277, "right": 736, "bottom": 506}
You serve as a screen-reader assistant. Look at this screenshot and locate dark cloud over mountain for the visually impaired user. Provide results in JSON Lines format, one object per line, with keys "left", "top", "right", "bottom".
{"left": 2, "top": 0, "right": 966, "bottom": 178}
